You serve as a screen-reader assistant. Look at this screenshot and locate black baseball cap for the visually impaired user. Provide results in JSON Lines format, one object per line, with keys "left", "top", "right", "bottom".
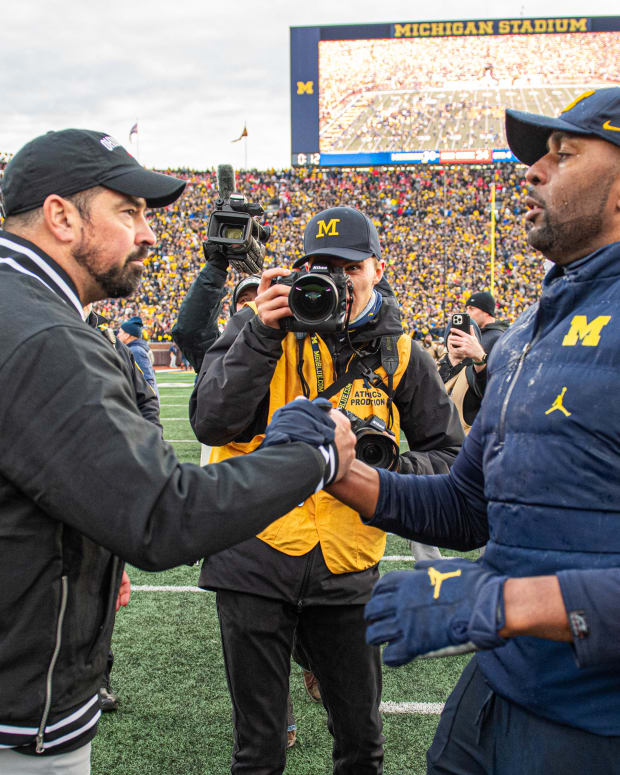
{"left": 505, "top": 87, "right": 620, "bottom": 166}
{"left": 1, "top": 129, "right": 186, "bottom": 216}
{"left": 292, "top": 206, "right": 382, "bottom": 268}
{"left": 465, "top": 291, "right": 495, "bottom": 316}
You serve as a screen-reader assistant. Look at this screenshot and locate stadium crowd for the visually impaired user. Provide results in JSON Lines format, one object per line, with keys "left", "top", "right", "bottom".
{"left": 18, "top": 162, "right": 542, "bottom": 343}
{"left": 0, "top": 155, "right": 543, "bottom": 342}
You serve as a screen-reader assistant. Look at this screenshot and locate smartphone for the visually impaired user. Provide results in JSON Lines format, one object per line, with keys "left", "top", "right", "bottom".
{"left": 450, "top": 313, "right": 471, "bottom": 334}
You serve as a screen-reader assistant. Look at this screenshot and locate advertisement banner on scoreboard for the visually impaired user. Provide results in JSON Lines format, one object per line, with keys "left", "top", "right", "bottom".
{"left": 290, "top": 15, "right": 620, "bottom": 167}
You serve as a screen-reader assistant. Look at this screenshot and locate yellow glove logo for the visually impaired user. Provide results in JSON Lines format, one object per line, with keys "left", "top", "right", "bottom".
{"left": 428, "top": 567, "right": 462, "bottom": 599}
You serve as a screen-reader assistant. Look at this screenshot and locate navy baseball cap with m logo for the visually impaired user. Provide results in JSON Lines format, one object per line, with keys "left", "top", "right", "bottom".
{"left": 293, "top": 206, "right": 382, "bottom": 268}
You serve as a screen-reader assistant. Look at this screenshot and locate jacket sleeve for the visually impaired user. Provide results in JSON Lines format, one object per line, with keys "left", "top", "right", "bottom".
{"left": 130, "top": 343, "right": 157, "bottom": 392}
{"left": 115, "top": 339, "right": 163, "bottom": 435}
{"left": 557, "top": 569, "right": 620, "bottom": 667}
{"left": 190, "top": 310, "right": 286, "bottom": 445}
{"left": 0, "top": 324, "right": 327, "bottom": 571}
{"left": 395, "top": 341, "right": 464, "bottom": 475}
{"left": 366, "top": 416, "right": 489, "bottom": 550}
{"left": 172, "top": 260, "right": 228, "bottom": 373}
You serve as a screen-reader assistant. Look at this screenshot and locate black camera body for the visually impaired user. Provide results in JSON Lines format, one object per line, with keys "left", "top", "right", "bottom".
{"left": 272, "top": 264, "right": 350, "bottom": 333}
{"left": 206, "top": 193, "right": 272, "bottom": 275}
{"left": 345, "top": 411, "right": 400, "bottom": 471}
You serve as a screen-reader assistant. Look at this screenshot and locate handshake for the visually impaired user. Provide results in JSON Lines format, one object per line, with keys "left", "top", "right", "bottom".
{"left": 259, "top": 397, "right": 358, "bottom": 488}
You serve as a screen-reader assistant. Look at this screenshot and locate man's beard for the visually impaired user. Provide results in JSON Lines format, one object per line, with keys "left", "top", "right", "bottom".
{"left": 525, "top": 173, "right": 615, "bottom": 261}
{"left": 71, "top": 231, "right": 147, "bottom": 299}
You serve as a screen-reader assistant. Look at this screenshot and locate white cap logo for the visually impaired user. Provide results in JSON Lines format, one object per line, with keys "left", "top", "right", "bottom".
{"left": 100, "top": 136, "right": 121, "bottom": 152}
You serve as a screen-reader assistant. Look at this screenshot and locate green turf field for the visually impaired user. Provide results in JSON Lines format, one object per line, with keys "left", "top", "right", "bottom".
{"left": 92, "top": 371, "right": 475, "bottom": 775}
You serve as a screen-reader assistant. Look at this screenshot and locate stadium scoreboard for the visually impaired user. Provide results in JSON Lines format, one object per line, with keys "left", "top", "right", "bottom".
{"left": 290, "top": 15, "right": 620, "bottom": 167}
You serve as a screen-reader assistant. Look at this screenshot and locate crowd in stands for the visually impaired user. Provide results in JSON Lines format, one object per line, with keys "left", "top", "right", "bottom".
{"left": 97, "top": 164, "right": 542, "bottom": 342}
{"left": 0, "top": 155, "right": 544, "bottom": 343}
{"left": 319, "top": 33, "right": 619, "bottom": 152}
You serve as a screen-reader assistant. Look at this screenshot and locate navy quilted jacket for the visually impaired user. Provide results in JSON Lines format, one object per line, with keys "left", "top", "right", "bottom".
{"left": 373, "top": 240, "right": 620, "bottom": 735}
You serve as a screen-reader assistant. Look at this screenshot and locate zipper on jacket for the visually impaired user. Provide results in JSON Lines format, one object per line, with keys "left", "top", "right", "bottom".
{"left": 296, "top": 547, "right": 317, "bottom": 611}
{"left": 36, "top": 575, "right": 69, "bottom": 753}
{"left": 497, "top": 328, "right": 545, "bottom": 444}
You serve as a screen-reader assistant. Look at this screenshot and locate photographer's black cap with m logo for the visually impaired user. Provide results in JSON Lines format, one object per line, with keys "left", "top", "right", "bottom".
{"left": 293, "top": 206, "right": 382, "bottom": 268}
{"left": 1, "top": 128, "right": 186, "bottom": 217}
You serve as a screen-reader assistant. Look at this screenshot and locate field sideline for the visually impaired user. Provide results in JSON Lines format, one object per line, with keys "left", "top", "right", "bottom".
{"left": 91, "top": 370, "right": 475, "bottom": 775}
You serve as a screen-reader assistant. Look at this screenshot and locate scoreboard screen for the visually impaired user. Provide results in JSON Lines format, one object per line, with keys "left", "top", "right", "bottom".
{"left": 290, "top": 16, "right": 620, "bottom": 166}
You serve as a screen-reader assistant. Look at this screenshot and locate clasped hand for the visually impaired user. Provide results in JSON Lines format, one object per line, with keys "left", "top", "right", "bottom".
{"left": 260, "top": 397, "right": 356, "bottom": 484}
{"left": 365, "top": 558, "right": 507, "bottom": 665}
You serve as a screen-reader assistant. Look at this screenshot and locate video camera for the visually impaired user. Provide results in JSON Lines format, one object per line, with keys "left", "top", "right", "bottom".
{"left": 271, "top": 264, "right": 351, "bottom": 333}
{"left": 344, "top": 410, "right": 399, "bottom": 471}
{"left": 204, "top": 164, "right": 272, "bottom": 275}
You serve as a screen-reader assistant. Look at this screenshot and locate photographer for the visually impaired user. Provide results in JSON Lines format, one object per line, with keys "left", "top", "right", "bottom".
{"left": 190, "top": 205, "right": 463, "bottom": 774}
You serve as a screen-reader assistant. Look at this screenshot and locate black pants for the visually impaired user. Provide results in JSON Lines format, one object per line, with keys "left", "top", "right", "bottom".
{"left": 216, "top": 590, "right": 384, "bottom": 775}
{"left": 428, "top": 658, "right": 620, "bottom": 775}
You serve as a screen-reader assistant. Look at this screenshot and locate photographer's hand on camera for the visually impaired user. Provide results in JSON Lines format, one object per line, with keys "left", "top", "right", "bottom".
{"left": 256, "top": 267, "right": 293, "bottom": 329}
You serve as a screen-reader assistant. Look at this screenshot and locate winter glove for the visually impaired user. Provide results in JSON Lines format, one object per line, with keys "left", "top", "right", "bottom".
{"left": 365, "top": 558, "right": 507, "bottom": 665}
{"left": 259, "top": 398, "right": 339, "bottom": 486}
{"left": 202, "top": 241, "right": 229, "bottom": 270}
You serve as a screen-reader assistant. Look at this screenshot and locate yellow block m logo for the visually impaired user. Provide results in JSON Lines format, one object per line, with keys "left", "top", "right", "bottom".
{"left": 562, "top": 315, "right": 611, "bottom": 347}
{"left": 297, "top": 81, "right": 314, "bottom": 95}
{"left": 316, "top": 218, "right": 340, "bottom": 238}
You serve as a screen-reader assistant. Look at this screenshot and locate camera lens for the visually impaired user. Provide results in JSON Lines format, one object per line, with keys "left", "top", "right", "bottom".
{"left": 355, "top": 430, "right": 399, "bottom": 470}
{"left": 289, "top": 275, "right": 338, "bottom": 324}
{"left": 221, "top": 224, "right": 244, "bottom": 240}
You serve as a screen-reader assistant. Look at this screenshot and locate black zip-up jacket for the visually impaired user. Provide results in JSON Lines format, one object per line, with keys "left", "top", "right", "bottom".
{"left": 0, "top": 231, "right": 327, "bottom": 755}
{"left": 189, "top": 298, "right": 463, "bottom": 602}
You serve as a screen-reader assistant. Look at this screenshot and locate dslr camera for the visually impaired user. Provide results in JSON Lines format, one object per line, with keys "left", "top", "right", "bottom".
{"left": 345, "top": 411, "right": 399, "bottom": 471}
{"left": 205, "top": 164, "right": 272, "bottom": 274}
{"left": 272, "top": 264, "right": 350, "bottom": 333}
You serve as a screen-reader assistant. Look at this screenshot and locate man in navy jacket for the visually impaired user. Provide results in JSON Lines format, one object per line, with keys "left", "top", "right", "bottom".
{"left": 328, "top": 87, "right": 620, "bottom": 774}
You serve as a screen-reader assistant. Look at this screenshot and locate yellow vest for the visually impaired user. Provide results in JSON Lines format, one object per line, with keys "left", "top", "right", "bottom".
{"left": 209, "top": 312, "right": 412, "bottom": 574}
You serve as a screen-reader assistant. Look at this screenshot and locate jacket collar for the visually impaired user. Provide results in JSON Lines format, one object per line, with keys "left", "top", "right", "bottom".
{"left": 0, "top": 229, "right": 83, "bottom": 317}
{"left": 543, "top": 239, "right": 620, "bottom": 289}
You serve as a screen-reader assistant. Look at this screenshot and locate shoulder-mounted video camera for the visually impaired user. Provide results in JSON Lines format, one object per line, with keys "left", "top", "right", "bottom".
{"left": 271, "top": 264, "right": 351, "bottom": 333}
{"left": 344, "top": 410, "right": 399, "bottom": 470}
{"left": 204, "top": 164, "right": 272, "bottom": 275}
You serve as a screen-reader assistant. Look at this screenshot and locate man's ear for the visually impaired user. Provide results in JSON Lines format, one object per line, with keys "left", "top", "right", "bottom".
{"left": 42, "top": 195, "right": 81, "bottom": 244}
{"left": 373, "top": 258, "right": 385, "bottom": 285}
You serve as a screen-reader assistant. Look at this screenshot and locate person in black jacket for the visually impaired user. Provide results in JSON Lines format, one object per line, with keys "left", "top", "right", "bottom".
{"left": 189, "top": 206, "right": 463, "bottom": 774}
{"left": 0, "top": 129, "right": 355, "bottom": 773}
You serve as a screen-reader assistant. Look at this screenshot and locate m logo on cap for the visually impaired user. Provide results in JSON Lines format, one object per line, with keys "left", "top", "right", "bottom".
{"left": 100, "top": 136, "right": 121, "bottom": 152}
{"left": 316, "top": 219, "right": 340, "bottom": 239}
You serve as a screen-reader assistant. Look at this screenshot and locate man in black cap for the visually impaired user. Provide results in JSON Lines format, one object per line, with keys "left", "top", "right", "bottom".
{"left": 0, "top": 129, "right": 355, "bottom": 773}
{"left": 441, "top": 290, "right": 508, "bottom": 431}
{"left": 190, "top": 205, "right": 463, "bottom": 774}
{"left": 327, "top": 87, "right": 620, "bottom": 774}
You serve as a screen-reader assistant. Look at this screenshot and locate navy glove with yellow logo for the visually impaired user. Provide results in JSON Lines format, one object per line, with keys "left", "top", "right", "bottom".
{"left": 365, "top": 558, "right": 507, "bottom": 666}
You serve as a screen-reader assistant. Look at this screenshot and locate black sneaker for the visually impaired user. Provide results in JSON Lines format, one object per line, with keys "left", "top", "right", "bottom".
{"left": 98, "top": 684, "right": 119, "bottom": 712}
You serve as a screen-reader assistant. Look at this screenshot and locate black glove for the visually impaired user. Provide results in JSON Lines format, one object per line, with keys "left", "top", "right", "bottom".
{"left": 202, "top": 241, "right": 229, "bottom": 271}
{"left": 260, "top": 398, "right": 339, "bottom": 487}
